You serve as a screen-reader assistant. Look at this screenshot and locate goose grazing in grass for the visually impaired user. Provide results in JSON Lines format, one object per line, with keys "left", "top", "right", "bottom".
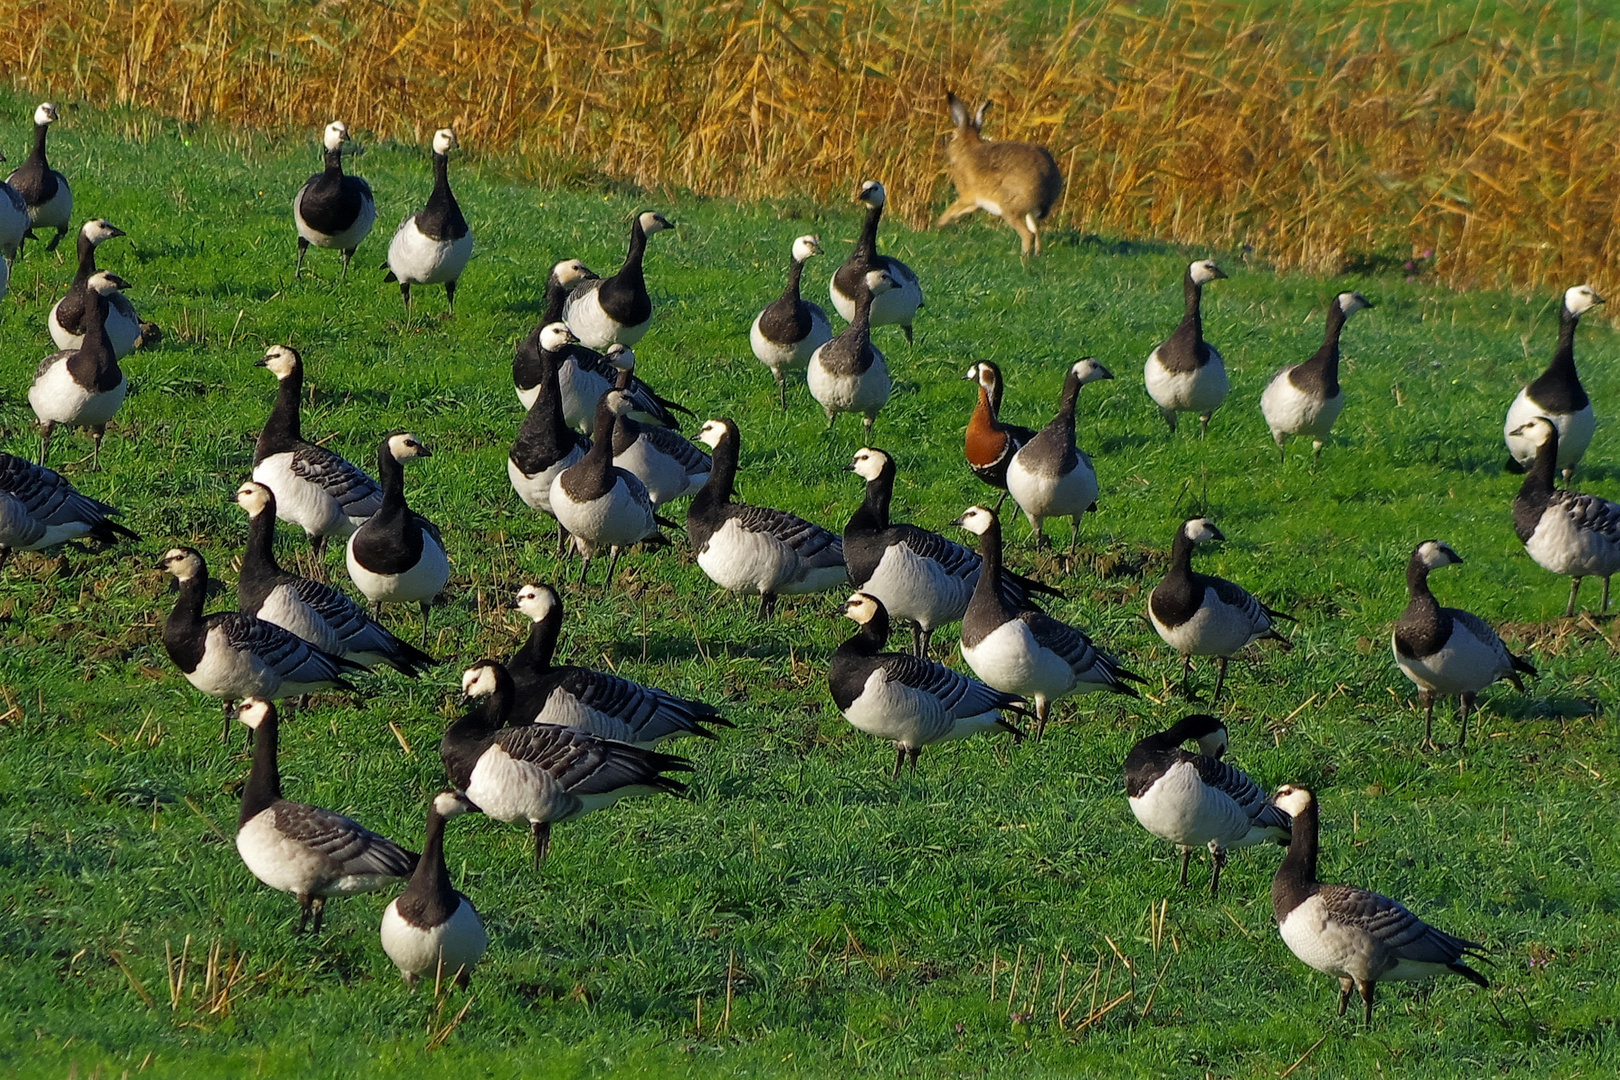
{"left": 1261, "top": 292, "right": 1372, "bottom": 463}
{"left": 506, "top": 584, "right": 731, "bottom": 747}
{"left": 30, "top": 271, "right": 130, "bottom": 469}
{"left": 829, "top": 181, "right": 923, "bottom": 342}
{"left": 843, "top": 446, "right": 1060, "bottom": 657}
{"left": 48, "top": 220, "right": 141, "bottom": 357}
{"left": 963, "top": 361, "right": 1036, "bottom": 505}
{"left": 345, "top": 434, "right": 448, "bottom": 631}
{"left": 1271, "top": 784, "right": 1490, "bottom": 1026}
{"left": 509, "top": 333, "right": 590, "bottom": 554}
{"left": 1149, "top": 518, "right": 1293, "bottom": 703}
{"left": 608, "top": 351, "right": 710, "bottom": 506}
{"left": 6, "top": 103, "right": 71, "bottom": 256}
{"left": 252, "top": 345, "right": 383, "bottom": 575}
{"left": 1006, "top": 358, "right": 1113, "bottom": 548}
{"left": 380, "top": 790, "right": 487, "bottom": 988}
{"left": 1144, "top": 260, "right": 1227, "bottom": 437}
{"left": 956, "top": 504, "right": 1143, "bottom": 737}
{"left": 158, "top": 548, "right": 361, "bottom": 740}
{"left": 0, "top": 452, "right": 138, "bottom": 574}
{"left": 751, "top": 234, "right": 833, "bottom": 407}
{"left": 233, "top": 481, "right": 435, "bottom": 677}
{"left": 687, "top": 418, "right": 847, "bottom": 617}
{"left": 549, "top": 391, "right": 667, "bottom": 586}
{"left": 1124, "top": 714, "right": 1290, "bottom": 897}
{"left": 293, "top": 120, "right": 376, "bottom": 281}
{"left": 808, "top": 268, "right": 898, "bottom": 434}
{"left": 831, "top": 592, "right": 1028, "bottom": 778}
{"left": 440, "top": 660, "right": 692, "bottom": 867}
{"left": 0, "top": 148, "right": 27, "bottom": 260}
{"left": 1504, "top": 285, "right": 1605, "bottom": 478}
{"left": 1393, "top": 540, "right": 1534, "bottom": 750}
{"left": 1508, "top": 417, "right": 1620, "bottom": 616}
{"left": 235, "top": 699, "right": 417, "bottom": 934}
{"left": 385, "top": 129, "right": 471, "bottom": 316}
{"left": 563, "top": 210, "right": 674, "bottom": 349}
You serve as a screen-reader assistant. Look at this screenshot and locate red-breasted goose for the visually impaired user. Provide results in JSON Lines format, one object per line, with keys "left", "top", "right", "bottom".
{"left": 345, "top": 434, "right": 448, "bottom": 631}
{"left": 1509, "top": 417, "right": 1620, "bottom": 615}
{"left": 1144, "top": 260, "right": 1227, "bottom": 437}
{"left": 963, "top": 361, "right": 1035, "bottom": 504}
{"left": 751, "top": 234, "right": 833, "bottom": 408}
{"left": 48, "top": 219, "right": 141, "bottom": 357}
{"left": 549, "top": 391, "right": 668, "bottom": 587}
{"left": 1504, "top": 285, "right": 1604, "bottom": 478}
{"left": 6, "top": 103, "right": 71, "bottom": 255}
{"left": 563, "top": 211, "right": 673, "bottom": 349}
{"left": 293, "top": 120, "right": 376, "bottom": 280}
{"left": 0, "top": 451, "right": 138, "bottom": 574}
{"left": 1006, "top": 358, "right": 1113, "bottom": 548}
{"left": 384, "top": 129, "right": 471, "bottom": 316}
{"left": 380, "top": 790, "right": 488, "bottom": 988}
{"left": 30, "top": 271, "right": 129, "bottom": 469}
{"left": 1261, "top": 292, "right": 1372, "bottom": 463}
{"left": 829, "top": 181, "right": 923, "bottom": 342}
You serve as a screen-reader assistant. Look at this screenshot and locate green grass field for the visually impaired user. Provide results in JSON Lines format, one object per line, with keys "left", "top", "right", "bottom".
{"left": 1, "top": 95, "right": 1617, "bottom": 1079}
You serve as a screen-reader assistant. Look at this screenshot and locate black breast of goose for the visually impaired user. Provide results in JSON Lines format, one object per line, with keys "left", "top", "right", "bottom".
{"left": 1260, "top": 292, "right": 1371, "bottom": 462}
{"left": 687, "top": 418, "right": 848, "bottom": 617}
{"left": 963, "top": 361, "right": 1037, "bottom": 499}
{"left": 829, "top": 181, "right": 924, "bottom": 341}
{"left": 234, "top": 699, "right": 418, "bottom": 934}
{"left": 346, "top": 434, "right": 448, "bottom": 629}
{"left": 608, "top": 357, "right": 710, "bottom": 506}
{"left": 510, "top": 335, "right": 590, "bottom": 530}
{"left": 1143, "top": 259, "right": 1227, "bottom": 436}
{"left": 293, "top": 120, "right": 376, "bottom": 279}
{"left": 505, "top": 584, "right": 731, "bottom": 746}
{"left": 1504, "top": 285, "right": 1604, "bottom": 478}
{"left": 0, "top": 451, "right": 138, "bottom": 573}
{"left": 1123, "top": 713, "right": 1291, "bottom": 896}
{"left": 380, "top": 790, "right": 488, "bottom": 987}
{"left": 234, "top": 481, "right": 434, "bottom": 676}
{"left": 563, "top": 211, "right": 673, "bottom": 349}
{"left": 440, "top": 661, "right": 693, "bottom": 867}
{"left": 49, "top": 219, "right": 140, "bottom": 356}
{"left": 831, "top": 592, "right": 1027, "bottom": 778}
{"left": 751, "top": 234, "right": 833, "bottom": 407}
{"left": 1006, "top": 358, "right": 1113, "bottom": 548}
{"left": 29, "top": 271, "right": 129, "bottom": 468}
{"left": 843, "top": 446, "right": 1058, "bottom": 657}
{"left": 807, "top": 268, "right": 897, "bottom": 434}
{"left": 1270, "top": 785, "right": 1489, "bottom": 1026}
{"left": 384, "top": 129, "right": 472, "bottom": 314}
{"left": 549, "top": 391, "right": 665, "bottom": 586}
{"left": 6, "top": 103, "right": 71, "bottom": 254}
{"left": 956, "top": 504, "right": 1143, "bottom": 737}
{"left": 1508, "top": 417, "right": 1620, "bottom": 616}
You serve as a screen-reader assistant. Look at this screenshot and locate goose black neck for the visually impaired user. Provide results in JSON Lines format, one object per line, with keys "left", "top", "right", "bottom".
{"left": 779, "top": 256, "right": 805, "bottom": 306}
{"left": 1055, "top": 371, "right": 1083, "bottom": 435}
{"left": 72, "top": 231, "right": 98, "bottom": 285}
{"left": 30, "top": 122, "right": 48, "bottom": 165}
{"left": 374, "top": 445, "right": 410, "bottom": 524}
{"left": 244, "top": 506, "right": 284, "bottom": 578}
{"left": 322, "top": 147, "right": 344, "bottom": 178}
{"left": 854, "top": 201, "right": 883, "bottom": 260}
{"left": 618, "top": 218, "right": 649, "bottom": 292}
{"left": 543, "top": 278, "right": 569, "bottom": 324}
{"left": 1521, "top": 428, "right": 1559, "bottom": 498}
{"left": 1162, "top": 713, "right": 1223, "bottom": 747}
{"left": 1274, "top": 796, "right": 1320, "bottom": 895}
{"left": 516, "top": 603, "right": 562, "bottom": 675}
{"left": 842, "top": 607, "right": 891, "bottom": 657}
{"left": 572, "top": 398, "right": 621, "bottom": 490}
{"left": 66, "top": 291, "right": 120, "bottom": 392}
{"left": 692, "top": 425, "right": 739, "bottom": 512}
{"left": 264, "top": 364, "right": 305, "bottom": 447}
{"left": 966, "top": 514, "right": 1015, "bottom": 618}
{"left": 1547, "top": 304, "right": 1581, "bottom": 378}
{"left": 239, "top": 706, "right": 283, "bottom": 824}
{"left": 1180, "top": 270, "right": 1204, "bottom": 341}
{"left": 403, "top": 802, "right": 459, "bottom": 916}
{"left": 423, "top": 152, "right": 465, "bottom": 236}
{"left": 854, "top": 460, "right": 895, "bottom": 531}
{"left": 1168, "top": 529, "right": 1198, "bottom": 578}
{"left": 1405, "top": 550, "right": 1436, "bottom": 600}
{"left": 1310, "top": 301, "right": 1349, "bottom": 392}
{"left": 517, "top": 347, "right": 570, "bottom": 452}
{"left": 462, "top": 667, "right": 514, "bottom": 737}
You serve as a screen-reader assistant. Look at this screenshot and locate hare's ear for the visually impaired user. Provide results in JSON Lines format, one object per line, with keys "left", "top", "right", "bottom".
{"left": 947, "top": 92, "right": 969, "bottom": 129}
{"left": 974, "top": 100, "right": 992, "bottom": 130}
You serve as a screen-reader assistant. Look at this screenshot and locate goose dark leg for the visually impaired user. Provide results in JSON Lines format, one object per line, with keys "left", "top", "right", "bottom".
{"left": 902, "top": 324, "right": 914, "bottom": 345}
{"left": 400, "top": 282, "right": 412, "bottom": 313}
{"left": 577, "top": 553, "right": 592, "bottom": 586}
{"left": 1602, "top": 576, "right": 1612, "bottom": 612}
{"left": 1034, "top": 698, "right": 1050, "bottom": 741}
{"left": 47, "top": 228, "right": 66, "bottom": 252}
{"left": 311, "top": 896, "right": 326, "bottom": 933}
{"left": 910, "top": 622, "right": 925, "bottom": 657}
{"left": 758, "top": 592, "right": 778, "bottom": 619}
{"left": 862, "top": 414, "right": 875, "bottom": 437}
{"left": 38, "top": 421, "right": 55, "bottom": 466}
{"left": 90, "top": 426, "right": 106, "bottom": 471}
{"left": 341, "top": 247, "right": 354, "bottom": 282}
{"left": 774, "top": 371, "right": 787, "bottom": 410}
{"left": 220, "top": 701, "right": 234, "bottom": 744}
{"left": 420, "top": 601, "right": 432, "bottom": 637}
{"left": 908, "top": 747, "right": 921, "bottom": 773}
{"left": 1458, "top": 692, "right": 1475, "bottom": 751}
{"left": 296, "top": 237, "right": 309, "bottom": 278}
{"left": 1337, "top": 978, "right": 1354, "bottom": 1017}
{"left": 296, "top": 894, "right": 313, "bottom": 935}
{"left": 0, "top": 548, "right": 11, "bottom": 575}
{"left": 919, "top": 625, "right": 934, "bottom": 659}
{"left": 1565, "top": 576, "right": 1583, "bottom": 618}
{"left": 1359, "top": 979, "right": 1375, "bottom": 1026}
{"left": 1419, "top": 690, "right": 1436, "bottom": 750}
{"left": 1160, "top": 407, "right": 1178, "bottom": 432}
{"left": 310, "top": 534, "right": 330, "bottom": 583}
{"left": 532, "top": 821, "right": 552, "bottom": 867}
{"left": 1276, "top": 440, "right": 1286, "bottom": 465}
{"left": 1177, "top": 846, "right": 1191, "bottom": 888}
{"left": 1211, "top": 657, "right": 1230, "bottom": 705}
{"left": 991, "top": 489, "right": 1008, "bottom": 512}
{"left": 370, "top": 601, "right": 381, "bottom": 620}
{"left": 445, "top": 279, "right": 458, "bottom": 317}
{"left": 1208, "top": 844, "right": 1227, "bottom": 897}
{"left": 1312, "top": 440, "right": 1325, "bottom": 466}
{"left": 602, "top": 546, "right": 624, "bottom": 591}
{"left": 1069, "top": 516, "right": 1080, "bottom": 555}
{"left": 1199, "top": 413, "right": 1212, "bottom": 439}
{"left": 556, "top": 523, "right": 571, "bottom": 560}
{"left": 891, "top": 745, "right": 906, "bottom": 780}
{"left": 825, "top": 411, "right": 837, "bottom": 433}
{"left": 1180, "top": 656, "right": 1195, "bottom": 699}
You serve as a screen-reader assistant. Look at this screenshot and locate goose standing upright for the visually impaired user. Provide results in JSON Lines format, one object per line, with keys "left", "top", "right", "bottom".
{"left": 30, "top": 271, "right": 130, "bottom": 468}
{"left": 1144, "top": 260, "right": 1227, "bottom": 436}
{"left": 380, "top": 790, "right": 488, "bottom": 987}
{"left": 1261, "top": 292, "right": 1373, "bottom": 463}
{"left": 234, "top": 699, "right": 417, "bottom": 934}
{"left": 563, "top": 211, "right": 674, "bottom": 349}
{"left": 251, "top": 346, "right": 383, "bottom": 573}
{"left": 514, "top": 259, "right": 595, "bottom": 404}
{"left": 1508, "top": 417, "right": 1620, "bottom": 615}
{"left": 963, "top": 361, "right": 1036, "bottom": 504}
{"left": 687, "top": 418, "right": 847, "bottom": 617}
{"left": 48, "top": 220, "right": 141, "bottom": 356}
{"left": 829, "top": 181, "right": 923, "bottom": 342}
{"left": 1504, "top": 285, "right": 1605, "bottom": 478}
{"left": 0, "top": 452, "right": 138, "bottom": 573}
{"left": 509, "top": 334, "right": 590, "bottom": 553}
{"left": 293, "top": 120, "right": 376, "bottom": 280}
{"left": 1270, "top": 785, "right": 1490, "bottom": 1026}
{"left": 608, "top": 352, "right": 710, "bottom": 506}
{"left": 1006, "top": 358, "right": 1113, "bottom": 547}
{"left": 751, "top": 235, "right": 833, "bottom": 407}
{"left": 1392, "top": 541, "right": 1534, "bottom": 750}
{"left": 346, "top": 434, "right": 448, "bottom": 631}
{"left": 548, "top": 391, "right": 665, "bottom": 586}
{"left": 385, "top": 129, "right": 471, "bottom": 315}
{"left": 808, "top": 268, "right": 898, "bottom": 434}
{"left": 6, "top": 103, "right": 71, "bottom": 255}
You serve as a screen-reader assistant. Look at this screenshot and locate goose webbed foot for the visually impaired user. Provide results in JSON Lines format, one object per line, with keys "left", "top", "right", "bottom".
{"left": 532, "top": 821, "right": 551, "bottom": 868}
{"left": 295, "top": 237, "right": 309, "bottom": 278}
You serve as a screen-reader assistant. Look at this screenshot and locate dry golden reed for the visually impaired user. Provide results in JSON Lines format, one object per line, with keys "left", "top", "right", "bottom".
{"left": 1, "top": 0, "right": 1617, "bottom": 289}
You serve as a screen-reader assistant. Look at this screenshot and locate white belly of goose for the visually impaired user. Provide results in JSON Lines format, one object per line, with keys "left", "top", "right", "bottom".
{"left": 30, "top": 182, "right": 72, "bottom": 232}
{"left": 807, "top": 351, "right": 891, "bottom": 415}
{"left": 346, "top": 530, "right": 449, "bottom": 604}
{"left": 842, "top": 669, "right": 967, "bottom": 748}
{"left": 295, "top": 189, "right": 376, "bottom": 250}
{"left": 1391, "top": 624, "right": 1508, "bottom": 696}
{"left": 961, "top": 621, "right": 1078, "bottom": 703}
{"left": 565, "top": 285, "right": 649, "bottom": 350}
{"left": 185, "top": 626, "right": 280, "bottom": 699}
{"left": 508, "top": 447, "right": 583, "bottom": 515}
{"left": 49, "top": 298, "right": 141, "bottom": 358}
{"left": 388, "top": 219, "right": 472, "bottom": 285}
{"left": 861, "top": 544, "right": 974, "bottom": 632}
{"left": 381, "top": 897, "right": 487, "bottom": 982}
{"left": 1150, "top": 588, "right": 1265, "bottom": 657}
{"left": 548, "top": 475, "right": 655, "bottom": 554}
{"left": 252, "top": 453, "right": 355, "bottom": 540}
{"left": 29, "top": 361, "right": 126, "bottom": 426}
{"left": 1006, "top": 451, "right": 1098, "bottom": 522}
{"left": 614, "top": 439, "right": 703, "bottom": 507}
{"left": 1128, "top": 761, "right": 1256, "bottom": 849}
{"left": 1144, "top": 347, "right": 1228, "bottom": 414}
{"left": 1523, "top": 507, "right": 1620, "bottom": 578}
{"left": 1505, "top": 390, "right": 1593, "bottom": 471}
{"left": 830, "top": 270, "right": 923, "bottom": 328}
{"left": 1261, "top": 372, "right": 1343, "bottom": 441}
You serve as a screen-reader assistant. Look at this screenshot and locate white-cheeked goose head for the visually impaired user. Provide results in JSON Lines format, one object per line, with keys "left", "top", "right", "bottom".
{"left": 605, "top": 344, "right": 635, "bottom": 372}
{"left": 953, "top": 504, "right": 996, "bottom": 536}
{"left": 1564, "top": 284, "right": 1604, "bottom": 318}
{"left": 233, "top": 480, "right": 275, "bottom": 518}
{"left": 1182, "top": 517, "right": 1224, "bottom": 544}
{"left": 842, "top": 591, "right": 882, "bottom": 625}
{"left": 156, "top": 546, "right": 205, "bottom": 582}
{"left": 461, "top": 661, "right": 501, "bottom": 698}
{"left": 386, "top": 432, "right": 432, "bottom": 461}
{"left": 257, "top": 344, "right": 301, "bottom": 379}
{"left": 1507, "top": 415, "right": 1558, "bottom": 451}
{"left": 322, "top": 121, "right": 351, "bottom": 152}
{"left": 432, "top": 789, "right": 477, "bottom": 819}
{"left": 696, "top": 418, "right": 730, "bottom": 450}
{"left": 1193, "top": 718, "right": 1229, "bottom": 760}
{"left": 237, "top": 697, "right": 275, "bottom": 731}
{"left": 88, "top": 270, "right": 131, "bottom": 295}
{"left": 863, "top": 269, "right": 898, "bottom": 297}
{"left": 539, "top": 322, "right": 578, "bottom": 352}
{"left": 603, "top": 390, "right": 635, "bottom": 417}
{"left": 551, "top": 259, "right": 593, "bottom": 286}
{"left": 1414, "top": 539, "right": 1463, "bottom": 571}
{"left": 856, "top": 180, "right": 886, "bottom": 208}
{"left": 35, "top": 103, "right": 59, "bottom": 126}
{"left": 1272, "top": 783, "right": 1313, "bottom": 818}
{"left": 638, "top": 210, "right": 673, "bottom": 235}
{"left": 81, "top": 219, "right": 125, "bottom": 246}
{"left": 1337, "top": 291, "right": 1373, "bottom": 317}
{"left": 1188, "top": 259, "right": 1226, "bottom": 286}
{"left": 846, "top": 446, "right": 890, "bottom": 481}
{"left": 432, "top": 129, "right": 458, "bottom": 156}
{"left": 792, "top": 235, "right": 823, "bottom": 262}
{"left": 515, "top": 583, "right": 559, "bottom": 623}
{"left": 1071, "top": 357, "right": 1115, "bottom": 385}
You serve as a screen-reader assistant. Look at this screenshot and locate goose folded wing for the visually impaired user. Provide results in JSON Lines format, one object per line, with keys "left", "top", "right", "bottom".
{"left": 290, "top": 446, "right": 384, "bottom": 516}
{"left": 548, "top": 668, "right": 726, "bottom": 739}
{"left": 1556, "top": 491, "right": 1620, "bottom": 542}
{"left": 883, "top": 654, "right": 1018, "bottom": 717}
{"left": 284, "top": 577, "right": 395, "bottom": 648}
{"left": 889, "top": 525, "right": 980, "bottom": 579}
{"left": 0, "top": 456, "right": 122, "bottom": 529}
{"left": 732, "top": 504, "right": 844, "bottom": 564}
{"left": 274, "top": 801, "right": 417, "bottom": 878}
{"left": 573, "top": 353, "right": 689, "bottom": 427}
{"left": 214, "top": 613, "right": 357, "bottom": 681}
{"left": 1315, "top": 884, "right": 1482, "bottom": 960}
{"left": 1190, "top": 754, "right": 1288, "bottom": 826}
{"left": 494, "top": 725, "right": 691, "bottom": 795}
{"left": 641, "top": 427, "right": 712, "bottom": 474}
{"left": 1449, "top": 611, "right": 1517, "bottom": 668}
{"left": 1018, "top": 611, "right": 1141, "bottom": 690}
{"left": 1206, "top": 576, "right": 1280, "bottom": 628}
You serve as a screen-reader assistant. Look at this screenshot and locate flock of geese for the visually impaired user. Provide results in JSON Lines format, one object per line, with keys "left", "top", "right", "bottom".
{"left": 2, "top": 102, "right": 1616, "bottom": 1024}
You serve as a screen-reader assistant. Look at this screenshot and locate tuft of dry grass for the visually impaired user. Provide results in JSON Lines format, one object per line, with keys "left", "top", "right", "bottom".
{"left": 1, "top": 0, "right": 1618, "bottom": 289}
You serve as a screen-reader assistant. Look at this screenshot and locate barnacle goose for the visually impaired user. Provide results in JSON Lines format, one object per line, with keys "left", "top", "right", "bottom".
{"left": 549, "top": 392, "right": 667, "bottom": 586}
{"left": 1123, "top": 714, "right": 1290, "bottom": 896}
{"left": 233, "top": 481, "right": 435, "bottom": 677}
{"left": 345, "top": 434, "right": 449, "bottom": 630}
{"left": 158, "top": 548, "right": 360, "bottom": 739}
{"left": 235, "top": 699, "right": 417, "bottom": 934}
{"left": 563, "top": 211, "right": 674, "bottom": 349}
{"left": 1144, "top": 260, "right": 1227, "bottom": 437}
{"left": 843, "top": 446, "right": 1059, "bottom": 657}
{"left": 506, "top": 583, "right": 731, "bottom": 746}
{"left": 1271, "top": 785, "right": 1489, "bottom": 1026}
{"left": 609, "top": 352, "right": 710, "bottom": 506}
{"left": 509, "top": 334, "right": 589, "bottom": 553}
{"left": 441, "top": 660, "right": 692, "bottom": 867}
{"left": 513, "top": 259, "right": 595, "bottom": 404}
{"left": 0, "top": 150, "right": 27, "bottom": 260}
{"left": 380, "top": 790, "right": 488, "bottom": 988}
{"left": 1006, "top": 358, "right": 1113, "bottom": 548}
{"left": 831, "top": 592, "right": 1028, "bottom": 778}
{"left": 1393, "top": 541, "right": 1534, "bottom": 750}
{"left": 293, "top": 120, "right": 376, "bottom": 280}
{"left": 963, "top": 361, "right": 1035, "bottom": 504}
{"left": 1261, "top": 292, "right": 1372, "bottom": 463}
{"left": 1504, "top": 285, "right": 1605, "bottom": 478}
{"left": 0, "top": 451, "right": 138, "bottom": 573}
{"left": 1148, "top": 518, "right": 1293, "bottom": 703}
{"left": 687, "top": 418, "right": 847, "bottom": 617}
{"left": 829, "top": 181, "right": 923, "bottom": 342}
{"left": 808, "top": 268, "right": 898, "bottom": 433}
{"left": 6, "top": 103, "right": 71, "bottom": 255}
{"left": 30, "top": 271, "right": 130, "bottom": 469}
{"left": 48, "top": 220, "right": 141, "bottom": 357}
{"left": 518, "top": 326, "right": 686, "bottom": 432}
{"left": 1509, "top": 417, "right": 1620, "bottom": 615}
{"left": 751, "top": 234, "right": 833, "bottom": 407}
{"left": 384, "top": 129, "right": 471, "bottom": 315}
{"left": 956, "top": 504, "right": 1143, "bottom": 737}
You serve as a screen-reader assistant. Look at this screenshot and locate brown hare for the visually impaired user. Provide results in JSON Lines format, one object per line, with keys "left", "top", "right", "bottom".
{"left": 938, "top": 93, "right": 1063, "bottom": 258}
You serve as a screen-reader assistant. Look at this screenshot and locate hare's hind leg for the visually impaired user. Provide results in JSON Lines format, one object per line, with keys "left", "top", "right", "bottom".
{"left": 1009, "top": 212, "right": 1038, "bottom": 258}
{"left": 936, "top": 197, "right": 980, "bottom": 227}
